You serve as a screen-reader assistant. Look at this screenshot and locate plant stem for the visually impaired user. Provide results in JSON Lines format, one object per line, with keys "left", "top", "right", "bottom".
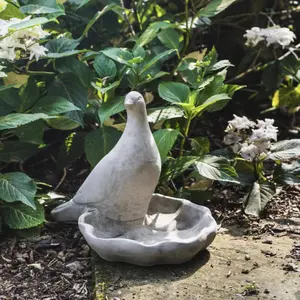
{"left": 179, "top": 116, "right": 192, "bottom": 157}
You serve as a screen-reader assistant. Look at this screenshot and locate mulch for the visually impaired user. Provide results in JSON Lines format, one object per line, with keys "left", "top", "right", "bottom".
{"left": 0, "top": 223, "right": 93, "bottom": 300}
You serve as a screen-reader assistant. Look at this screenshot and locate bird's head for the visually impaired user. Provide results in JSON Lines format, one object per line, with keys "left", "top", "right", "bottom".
{"left": 124, "top": 91, "right": 146, "bottom": 111}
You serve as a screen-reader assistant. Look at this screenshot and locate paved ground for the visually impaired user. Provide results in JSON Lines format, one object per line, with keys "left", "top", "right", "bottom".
{"left": 94, "top": 226, "right": 300, "bottom": 300}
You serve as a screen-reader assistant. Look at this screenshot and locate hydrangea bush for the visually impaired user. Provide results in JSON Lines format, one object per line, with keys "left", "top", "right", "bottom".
{"left": 223, "top": 115, "right": 300, "bottom": 216}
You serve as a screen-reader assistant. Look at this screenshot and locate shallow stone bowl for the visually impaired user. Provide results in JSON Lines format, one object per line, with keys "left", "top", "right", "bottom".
{"left": 78, "top": 193, "right": 217, "bottom": 266}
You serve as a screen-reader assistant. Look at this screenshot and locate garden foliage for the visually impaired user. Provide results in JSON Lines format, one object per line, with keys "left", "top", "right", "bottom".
{"left": 0, "top": 0, "right": 300, "bottom": 232}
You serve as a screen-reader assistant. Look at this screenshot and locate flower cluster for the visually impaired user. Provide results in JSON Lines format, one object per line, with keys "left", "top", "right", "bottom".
{"left": 224, "top": 115, "right": 278, "bottom": 161}
{"left": 0, "top": 16, "right": 49, "bottom": 63}
{"left": 244, "top": 26, "right": 296, "bottom": 49}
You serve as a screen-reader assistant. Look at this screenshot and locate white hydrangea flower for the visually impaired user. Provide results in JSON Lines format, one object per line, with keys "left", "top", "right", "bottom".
{"left": 0, "top": 66, "right": 7, "bottom": 78}
{"left": 0, "top": 16, "right": 49, "bottom": 62}
{"left": 28, "top": 44, "right": 48, "bottom": 61}
{"left": 240, "top": 143, "right": 260, "bottom": 161}
{"left": 223, "top": 132, "right": 241, "bottom": 145}
{"left": 244, "top": 26, "right": 296, "bottom": 49}
{"left": 224, "top": 117, "right": 278, "bottom": 161}
{"left": 226, "top": 114, "right": 256, "bottom": 131}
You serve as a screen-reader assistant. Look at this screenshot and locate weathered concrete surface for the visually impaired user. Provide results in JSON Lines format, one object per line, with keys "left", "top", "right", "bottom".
{"left": 93, "top": 229, "right": 300, "bottom": 300}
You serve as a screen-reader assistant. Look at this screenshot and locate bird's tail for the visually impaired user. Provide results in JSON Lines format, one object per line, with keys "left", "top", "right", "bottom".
{"left": 51, "top": 199, "right": 85, "bottom": 223}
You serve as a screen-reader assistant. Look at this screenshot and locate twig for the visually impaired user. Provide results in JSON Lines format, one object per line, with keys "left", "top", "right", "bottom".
{"left": 120, "top": 0, "right": 136, "bottom": 35}
{"left": 54, "top": 168, "right": 67, "bottom": 192}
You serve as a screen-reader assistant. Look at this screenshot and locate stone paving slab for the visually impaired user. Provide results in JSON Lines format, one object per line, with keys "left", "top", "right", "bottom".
{"left": 93, "top": 230, "right": 300, "bottom": 300}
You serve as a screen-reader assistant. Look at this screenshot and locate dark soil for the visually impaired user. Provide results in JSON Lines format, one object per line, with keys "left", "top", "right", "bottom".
{"left": 0, "top": 223, "right": 93, "bottom": 300}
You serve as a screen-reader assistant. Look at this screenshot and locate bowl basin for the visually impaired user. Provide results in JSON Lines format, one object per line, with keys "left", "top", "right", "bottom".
{"left": 78, "top": 193, "right": 217, "bottom": 266}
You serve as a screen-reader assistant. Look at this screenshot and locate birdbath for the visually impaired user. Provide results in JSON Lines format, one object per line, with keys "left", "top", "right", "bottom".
{"left": 51, "top": 91, "right": 217, "bottom": 266}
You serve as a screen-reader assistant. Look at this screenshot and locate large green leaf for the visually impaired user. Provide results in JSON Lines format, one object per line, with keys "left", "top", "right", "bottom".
{"left": 9, "top": 17, "right": 50, "bottom": 31}
{"left": 195, "top": 155, "right": 239, "bottom": 183}
{"left": 197, "top": 0, "right": 238, "bottom": 18}
{"left": 0, "top": 172, "right": 37, "bottom": 209}
{"left": 0, "top": 113, "right": 50, "bottom": 130}
{"left": 18, "top": 77, "right": 40, "bottom": 113}
{"left": 46, "top": 37, "right": 81, "bottom": 58}
{"left": 0, "top": 2, "right": 24, "bottom": 19}
{"left": 158, "top": 82, "right": 190, "bottom": 103}
{"left": 20, "top": 0, "right": 64, "bottom": 14}
{"left": 48, "top": 73, "right": 88, "bottom": 126}
{"left": 93, "top": 54, "right": 117, "bottom": 81}
{"left": 84, "top": 127, "right": 121, "bottom": 167}
{"left": 0, "top": 141, "right": 39, "bottom": 163}
{"left": 97, "top": 96, "right": 125, "bottom": 125}
{"left": 101, "top": 48, "right": 133, "bottom": 66}
{"left": 269, "top": 139, "right": 300, "bottom": 160}
{"left": 192, "top": 93, "right": 231, "bottom": 117}
{"left": 140, "top": 49, "right": 175, "bottom": 75}
{"left": 56, "top": 56, "right": 93, "bottom": 87}
{"left": 160, "top": 156, "right": 198, "bottom": 182}
{"left": 46, "top": 116, "right": 80, "bottom": 130}
{"left": 136, "top": 21, "right": 174, "bottom": 47}
{"left": 31, "top": 96, "right": 80, "bottom": 115}
{"left": 244, "top": 182, "right": 276, "bottom": 217}
{"left": 0, "top": 87, "right": 21, "bottom": 110}
{"left": 14, "top": 120, "right": 44, "bottom": 145}
{"left": 274, "top": 161, "right": 300, "bottom": 185}
{"left": 234, "top": 159, "right": 256, "bottom": 185}
{"left": 153, "top": 129, "right": 179, "bottom": 161}
{"left": 158, "top": 28, "right": 181, "bottom": 50}
{"left": 147, "top": 106, "right": 184, "bottom": 123}
{"left": 2, "top": 202, "right": 45, "bottom": 229}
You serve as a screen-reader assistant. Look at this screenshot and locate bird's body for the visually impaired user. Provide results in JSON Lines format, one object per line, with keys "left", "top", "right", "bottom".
{"left": 51, "top": 92, "right": 161, "bottom": 225}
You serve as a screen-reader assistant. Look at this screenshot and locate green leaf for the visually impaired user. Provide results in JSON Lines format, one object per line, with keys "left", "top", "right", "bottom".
{"left": 0, "top": 113, "right": 50, "bottom": 130}
{"left": 48, "top": 73, "right": 88, "bottom": 126}
{"left": 274, "top": 161, "right": 300, "bottom": 185}
{"left": 136, "top": 21, "right": 173, "bottom": 47}
{"left": 197, "top": 0, "right": 237, "bottom": 18}
{"left": 269, "top": 139, "right": 300, "bottom": 160}
{"left": 0, "top": 87, "right": 21, "bottom": 111}
{"left": 97, "top": 96, "right": 125, "bottom": 125}
{"left": 93, "top": 54, "right": 117, "bottom": 81}
{"left": 208, "top": 60, "right": 233, "bottom": 72}
{"left": 2, "top": 201, "right": 45, "bottom": 229}
{"left": 272, "top": 85, "right": 300, "bottom": 110}
{"left": 153, "top": 129, "right": 179, "bottom": 161}
{"left": 195, "top": 155, "right": 239, "bottom": 183}
{"left": 9, "top": 17, "right": 50, "bottom": 31}
{"left": 244, "top": 181, "right": 276, "bottom": 217}
{"left": 20, "top": 0, "right": 64, "bottom": 14}
{"left": 158, "top": 82, "right": 190, "bottom": 103}
{"left": 0, "top": 172, "right": 37, "bottom": 209}
{"left": 0, "top": 2, "right": 24, "bottom": 20}
{"left": 160, "top": 156, "right": 198, "bottom": 182}
{"left": 14, "top": 120, "right": 44, "bottom": 145}
{"left": 46, "top": 116, "right": 80, "bottom": 130}
{"left": 158, "top": 28, "right": 181, "bottom": 50}
{"left": 192, "top": 93, "right": 231, "bottom": 117}
{"left": 140, "top": 49, "right": 175, "bottom": 74}
{"left": 101, "top": 48, "right": 133, "bottom": 66}
{"left": 234, "top": 159, "right": 256, "bottom": 185}
{"left": 0, "top": 0, "right": 7, "bottom": 13}
{"left": 190, "top": 137, "right": 210, "bottom": 156}
{"left": 31, "top": 96, "right": 80, "bottom": 115}
{"left": 84, "top": 127, "right": 121, "bottom": 167}
{"left": 138, "top": 71, "right": 169, "bottom": 86}
{"left": 18, "top": 77, "right": 40, "bottom": 113}
{"left": 0, "top": 141, "right": 39, "bottom": 163}
{"left": 57, "top": 132, "right": 86, "bottom": 170}
{"left": 147, "top": 106, "right": 184, "bottom": 123}
{"left": 56, "top": 56, "right": 93, "bottom": 87}
{"left": 46, "top": 37, "right": 81, "bottom": 58}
